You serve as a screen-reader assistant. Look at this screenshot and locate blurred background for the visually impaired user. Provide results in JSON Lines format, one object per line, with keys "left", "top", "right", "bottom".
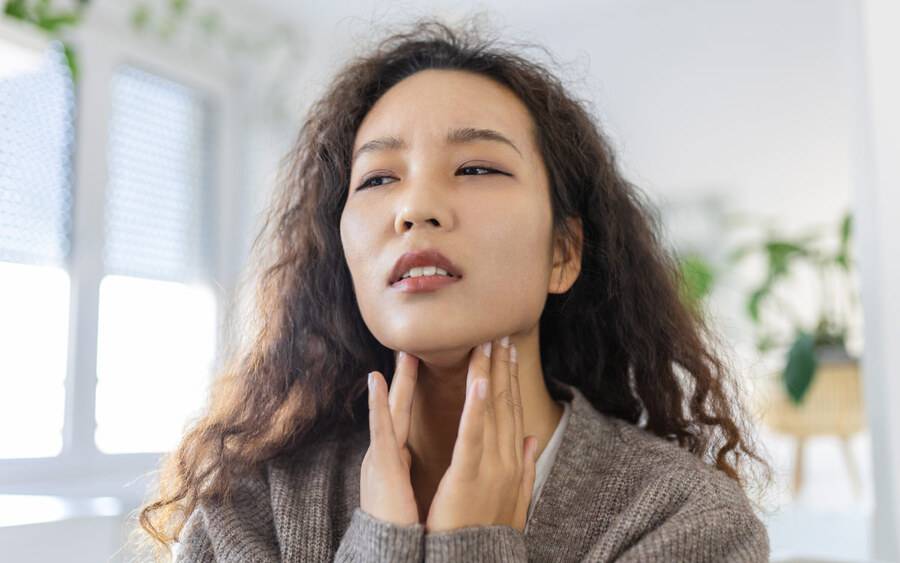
{"left": 1, "top": 0, "right": 898, "bottom": 561}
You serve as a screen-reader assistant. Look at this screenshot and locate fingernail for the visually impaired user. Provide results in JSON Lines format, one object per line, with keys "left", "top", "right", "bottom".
{"left": 368, "top": 372, "right": 375, "bottom": 392}
{"left": 500, "top": 335, "right": 510, "bottom": 348}
{"left": 477, "top": 379, "right": 488, "bottom": 399}
{"left": 510, "top": 344, "right": 517, "bottom": 363}
{"left": 482, "top": 341, "right": 492, "bottom": 357}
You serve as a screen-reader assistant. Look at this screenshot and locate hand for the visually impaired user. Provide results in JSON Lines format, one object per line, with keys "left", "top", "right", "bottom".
{"left": 425, "top": 337, "right": 539, "bottom": 533}
{"left": 359, "top": 351, "right": 420, "bottom": 526}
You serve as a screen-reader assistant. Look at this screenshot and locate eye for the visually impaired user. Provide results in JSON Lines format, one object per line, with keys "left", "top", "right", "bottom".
{"left": 456, "top": 165, "right": 503, "bottom": 176}
{"left": 354, "top": 166, "right": 509, "bottom": 192}
{"left": 356, "top": 175, "right": 397, "bottom": 191}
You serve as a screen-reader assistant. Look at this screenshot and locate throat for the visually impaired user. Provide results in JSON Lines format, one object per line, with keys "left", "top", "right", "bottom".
{"left": 410, "top": 462, "right": 446, "bottom": 524}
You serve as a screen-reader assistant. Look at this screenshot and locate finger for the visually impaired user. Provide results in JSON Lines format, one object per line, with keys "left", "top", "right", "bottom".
{"left": 388, "top": 351, "right": 418, "bottom": 447}
{"left": 520, "top": 435, "right": 538, "bottom": 504}
{"left": 510, "top": 344, "right": 523, "bottom": 463}
{"left": 477, "top": 341, "right": 497, "bottom": 455}
{"left": 493, "top": 336, "right": 516, "bottom": 463}
{"left": 453, "top": 345, "right": 491, "bottom": 476}
{"left": 368, "top": 371, "right": 399, "bottom": 454}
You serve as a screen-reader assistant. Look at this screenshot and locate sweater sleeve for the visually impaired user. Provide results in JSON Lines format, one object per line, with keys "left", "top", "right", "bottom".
{"left": 173, "top": 507, "right": 215, "bottom": 563}
{"left": 613, "top": 501, "right": 770, "bottom": 563}
{"left": 424, "top": 524, "right": 527, "bottom": 562}
{"left": 173, "top": 472, "right": 282, "bottom": 562}
{"left": 334, "top": 507, "right": 426, "bottom": 562}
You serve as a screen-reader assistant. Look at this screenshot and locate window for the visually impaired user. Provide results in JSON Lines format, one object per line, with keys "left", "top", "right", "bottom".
{"left": 0, "top": 39, "right": 74, "bottom": 459}
{"left": 95, "top": 64, "right": 218, "bottom": 454}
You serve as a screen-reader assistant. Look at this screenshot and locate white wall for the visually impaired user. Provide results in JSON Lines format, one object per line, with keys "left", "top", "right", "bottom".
{"left": 267, "top": 0, "right": 852, "bottom": 218}
{"left": 850, "top": 1, "right": 900, "bottom": 559}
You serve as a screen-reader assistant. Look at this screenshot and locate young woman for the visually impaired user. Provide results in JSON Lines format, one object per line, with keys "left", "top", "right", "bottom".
{"left": 134, "top": 17, "right": 771, "bottom": 562}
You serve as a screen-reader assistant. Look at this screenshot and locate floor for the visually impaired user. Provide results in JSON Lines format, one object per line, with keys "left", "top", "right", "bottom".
{"left": 760, "top": 426, "right": 875, "bottom": 561}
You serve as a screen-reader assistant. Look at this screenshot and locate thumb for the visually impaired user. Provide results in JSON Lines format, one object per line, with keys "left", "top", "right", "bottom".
{"left": 513, "top": 436, "right": 539, "bottom": 532}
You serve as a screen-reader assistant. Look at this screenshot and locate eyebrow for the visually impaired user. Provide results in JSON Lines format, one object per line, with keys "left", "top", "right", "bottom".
{"left": 351, "top": 127, "right": 523, "bottom": 165}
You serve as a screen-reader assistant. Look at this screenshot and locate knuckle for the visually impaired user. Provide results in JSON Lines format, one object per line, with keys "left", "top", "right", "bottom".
{"left": 513, "top": 397, "right": 524, "bottom": 414}
{"left": 496, "top": 388, "right": 516, "bottom": 408}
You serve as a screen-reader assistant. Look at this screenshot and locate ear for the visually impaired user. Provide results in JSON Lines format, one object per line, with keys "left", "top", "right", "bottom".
{"left": 549, "top": 217, "right": 583, "bottom": 294}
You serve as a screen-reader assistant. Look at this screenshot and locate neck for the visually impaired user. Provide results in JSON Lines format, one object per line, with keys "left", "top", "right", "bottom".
{"left": 400, "top": 328, "right": 564, "bottom": 522}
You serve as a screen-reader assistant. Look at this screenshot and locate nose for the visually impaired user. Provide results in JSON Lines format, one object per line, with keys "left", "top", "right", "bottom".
{"left": 398, "top": 215, "right": 441, "bottom": 232}
{"left": 393, "top": 177, "right": 453, "bottom": 234}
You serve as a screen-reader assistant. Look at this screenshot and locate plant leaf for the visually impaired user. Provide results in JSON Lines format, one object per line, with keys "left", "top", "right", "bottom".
{"left": 679, "top": 254, "right": 715, "bottom": 304}
{"left": 131, "top": 4, "right": 151, "bottom": 31}
{"left": 784, "top": 332, "right": 818, "bottom": 404}
{"left": 36, "top": 12, "right": 79, "bottom": 33}
{"left": 63, "top": 42, "right": 78, "bottom": 83}
{"left": 840, "top": 212, "right": 852, "bottom": 248}
{"left": 757, "top": 332, "right": 779, "bottom": 353}
{"left": 747, "top": 275, "right": 773, "bottom": 324}
{"left": 4, "top": 0, "right": 31, "bottom": 20}
{"left": 836, "top": 211, "right": 852, "bottom": 270}
{"left": 170, "top": 0, "right": 189, "bottom": 15}
{"left": 765, "top": 240, "right": 806, "bottom": 276}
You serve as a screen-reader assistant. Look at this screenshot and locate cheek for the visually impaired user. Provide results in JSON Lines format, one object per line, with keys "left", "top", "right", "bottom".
{"left": 466, "top": 205, "right": 553, "bottom": 315}
{"left": 340, "top": 208, "right": 377, "bottom": 278}
{"left": 340, "top": 207, "right": 390, "bottom": 330}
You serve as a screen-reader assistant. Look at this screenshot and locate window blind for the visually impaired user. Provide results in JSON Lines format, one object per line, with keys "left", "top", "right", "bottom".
{"left": 103, "top": 64, "right": 215, "bottom": 282}
{"left": 0, "top": 39, "right": 74, "bottom": 267}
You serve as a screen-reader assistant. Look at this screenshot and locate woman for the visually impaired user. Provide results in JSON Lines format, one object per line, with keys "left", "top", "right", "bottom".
{"left": 134, "top": 16, "right": 771, "bottom": 562}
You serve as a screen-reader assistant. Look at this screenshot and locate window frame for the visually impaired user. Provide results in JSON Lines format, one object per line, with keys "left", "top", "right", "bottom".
{"left": 0, "top": 13, "right": 246, "bottom": 506}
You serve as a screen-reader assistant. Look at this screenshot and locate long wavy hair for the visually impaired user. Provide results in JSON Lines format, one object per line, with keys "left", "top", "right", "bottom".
{"left": 132, "top": 15, "right": 771, "bottom": 561}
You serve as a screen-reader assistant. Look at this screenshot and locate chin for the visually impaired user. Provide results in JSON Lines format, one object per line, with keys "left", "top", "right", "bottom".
{"left": 387, "top": 341, "right": 476, "bottom": 367}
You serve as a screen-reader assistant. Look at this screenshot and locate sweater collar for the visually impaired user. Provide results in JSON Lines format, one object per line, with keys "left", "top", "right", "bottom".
{"left": 522, "top": 376, "right": 620, "bottom": 538}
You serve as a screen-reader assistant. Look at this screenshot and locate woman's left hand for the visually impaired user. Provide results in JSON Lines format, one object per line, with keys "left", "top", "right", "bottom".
{"left": 425, "top": 337, "right": 539, "bottom": 533}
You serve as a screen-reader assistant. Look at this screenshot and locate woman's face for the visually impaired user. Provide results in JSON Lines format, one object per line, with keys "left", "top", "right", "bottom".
{"left": 340, "top": 69, "right": 575, "bottom": 365}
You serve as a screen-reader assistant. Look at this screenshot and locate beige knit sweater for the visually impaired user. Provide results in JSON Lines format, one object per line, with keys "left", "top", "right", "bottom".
{"left": 174, "top": 376, "right": 769, "bottom": 562}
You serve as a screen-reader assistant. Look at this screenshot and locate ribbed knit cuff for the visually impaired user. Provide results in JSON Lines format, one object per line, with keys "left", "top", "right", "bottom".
{"left": 334, "top": 507, "right": 425, "bottom": 563}
{"left": 425, "top": 524, "right": 527, "bottom": 562}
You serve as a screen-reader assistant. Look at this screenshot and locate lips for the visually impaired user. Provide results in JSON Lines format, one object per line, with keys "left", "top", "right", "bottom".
{"left": 389, "top": 249, "right": 464, "bottom": 285}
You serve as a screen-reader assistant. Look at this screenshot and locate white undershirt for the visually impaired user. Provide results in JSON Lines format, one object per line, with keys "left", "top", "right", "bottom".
{"left": 526, "top": 398, "right": 572, "bottom": 524}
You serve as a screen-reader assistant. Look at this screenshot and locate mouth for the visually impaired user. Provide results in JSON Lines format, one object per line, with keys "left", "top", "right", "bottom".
{"left": 390, "top": 274, "right": 461, "bottom": 293}
{"left": 388, "top": 248, "right": 464, "bottom": 286}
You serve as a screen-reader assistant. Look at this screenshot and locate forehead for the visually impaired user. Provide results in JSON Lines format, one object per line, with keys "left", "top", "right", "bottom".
{"left": 352, "top": 69, "right": 535, "bottom": 154}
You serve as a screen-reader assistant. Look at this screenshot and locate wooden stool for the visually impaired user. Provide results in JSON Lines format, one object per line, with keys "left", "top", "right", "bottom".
{"left": 760, "top": 359, "right": 864, "bottom": 497}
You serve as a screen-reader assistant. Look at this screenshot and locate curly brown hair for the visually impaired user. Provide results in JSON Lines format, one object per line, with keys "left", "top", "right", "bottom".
{"left": 130, "top": 15, "right": 772, "bottom": 561}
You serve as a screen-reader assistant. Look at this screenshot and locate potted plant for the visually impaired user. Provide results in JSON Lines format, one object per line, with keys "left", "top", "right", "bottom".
{"left": 729, "top": 211, "right": 863, "bottom": 495}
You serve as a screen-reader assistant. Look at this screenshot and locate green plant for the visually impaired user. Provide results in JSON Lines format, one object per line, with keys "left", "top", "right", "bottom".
{"left": 729, "top": 211, "right": 857, "bottom": 404}
{"left": 676, "top": 252, "right": 716, "bottom": 317}
{"left": 127, "top": 0, "right": 294, "bottom": 59}
{"left": 3, "top": 0, "right": 89, "bottom": 81}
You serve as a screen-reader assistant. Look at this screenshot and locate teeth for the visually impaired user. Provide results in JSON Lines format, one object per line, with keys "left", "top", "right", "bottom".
{"left": 400, "top": 266, "right": 453, "bottom": 280}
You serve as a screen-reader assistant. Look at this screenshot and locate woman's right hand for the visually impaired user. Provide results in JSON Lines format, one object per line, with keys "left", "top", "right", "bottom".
{"left": 360, "top": 350, "right": 420, "bottom": 526}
